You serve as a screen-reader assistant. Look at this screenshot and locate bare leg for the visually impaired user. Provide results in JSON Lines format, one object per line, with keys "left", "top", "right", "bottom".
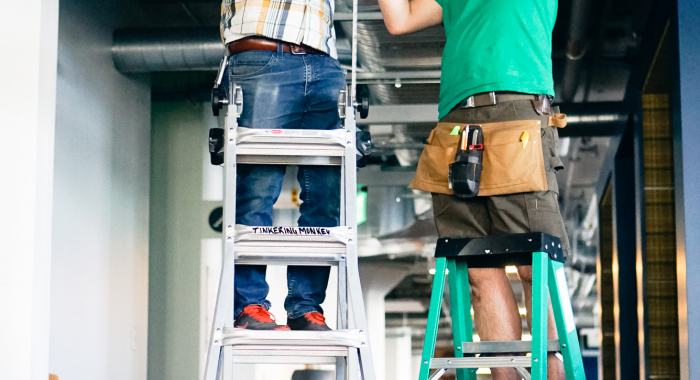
{"left": 468, "top": 267, "right": 522, "bottom": 380}
{"left": 518, "top": 265, "right": 566, "bottom": 380}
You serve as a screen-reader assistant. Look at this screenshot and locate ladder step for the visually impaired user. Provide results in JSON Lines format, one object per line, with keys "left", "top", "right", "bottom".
{"left": 232, "top": 354, "right": 342, "bottom": 365}
{"left": 234, "top": 128, "right": 350, "bottom": 164}
{"left": 461, "top": 339, "right": 560, "bottom": 354}
{"left": 235, "top": 252, "right": 345, "bottom": 266}
{"left": 231, "top": 225, "right": 350, "bottom": 265}
{"left": 232, "top": 345, "right": 350, "bottom": 362}
{"left": 429, "top": 356, "right": 532, "bottom": 369}
{"left": 233, "top": 225, "right": 351, "bottom": 243}
{"left": 217, "top": 329, "right": 367, "bottom": 348}
{"left": 237, "top": 155, "right": 342, "bottom": 165}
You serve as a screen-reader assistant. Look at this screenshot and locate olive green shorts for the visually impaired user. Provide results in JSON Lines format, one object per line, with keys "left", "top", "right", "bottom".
{"left": 432, "top": 97, "right": 570, "bottom": 256}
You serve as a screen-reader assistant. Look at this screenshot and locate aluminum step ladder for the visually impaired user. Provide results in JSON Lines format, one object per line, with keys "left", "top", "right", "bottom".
{"left": 202, "top": 2, "right": 374, "bottom": 378}
{"left": 419, "top": 233, "right": 587, "bottom": 380}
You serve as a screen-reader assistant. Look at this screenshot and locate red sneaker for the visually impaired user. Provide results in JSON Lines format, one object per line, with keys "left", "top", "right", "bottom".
{"left": 287, "top": 312, "right": 331, "bottom": 331}
{"left": 234, "top": 305, "right": 290, "bottom": 330}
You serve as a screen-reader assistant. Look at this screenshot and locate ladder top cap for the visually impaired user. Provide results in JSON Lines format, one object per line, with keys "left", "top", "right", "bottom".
{"left": 434, "top": 232, "right": 565, "bottom": 265}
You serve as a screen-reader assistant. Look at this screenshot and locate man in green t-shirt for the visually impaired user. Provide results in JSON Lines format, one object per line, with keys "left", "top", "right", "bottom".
{"left": 377, "top": 1, "right": 567, "bottom": 379}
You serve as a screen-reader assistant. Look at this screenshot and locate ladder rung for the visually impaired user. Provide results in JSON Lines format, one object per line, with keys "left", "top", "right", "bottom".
{"left": 232, "top": 354, "right": 342, "bottom": 365}
{"left": 461, "top": 339, "right": 560, "bottom": 354}
{"left": 234, "top": 244, "right": 346, "bottom": 253}
{"left": 233, "top": 345, "right": 349, "bottom": 359}
{"left": 234, "top": 128, "right": 350, "bottom": 163}
{"left": 237, "top": 154, "right": 342, "bottom": 165}
{"left": 234, "top": 252, "right": 345, "bottom": 266}
{"left": 231, "top": 225, "right": 350, "bottom": 265}
{"left": 218, "top": 329, "right": 367, "bottom": 348}
{"left": 430, "top": 356, "right": 532, "bottom": 369}
{"left": 236, "top": 127, "right": 350, "bottom": 146}
{"left": 232, "top": 225, "right": 351, "bottom": 244}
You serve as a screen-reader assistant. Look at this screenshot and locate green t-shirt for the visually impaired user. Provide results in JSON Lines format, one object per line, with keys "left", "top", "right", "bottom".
{"left": 435, "top": 0, "right": 557, "bottom": 119}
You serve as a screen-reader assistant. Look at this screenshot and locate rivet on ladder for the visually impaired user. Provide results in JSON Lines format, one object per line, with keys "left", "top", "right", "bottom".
{"left": 446, "top": 360, "right": 451, "bottom": 364}
{"left": 424, "top": 361, "right": 428, "bottom": 364}
{"left": 562, "top": 344, "right": 567, "bottom": 348}
{"left": 457, "top": 346, "right": 461, "bottom": 350}
{"left": 545, "top": 245, "right": 548, "bottom": 249}
{"left": 510, "top": 358, "right": 515, "bottom": 363}
{"left": 533, "top": 358, "right": 538, "bottom": 362}
{"left": 341, "top": 256, "right": 346, "bottom": 259}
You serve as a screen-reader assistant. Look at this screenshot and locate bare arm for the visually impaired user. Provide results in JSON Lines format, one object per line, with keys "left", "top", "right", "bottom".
{"left": 376, "top": 0, "right": 443, "bottom": 35}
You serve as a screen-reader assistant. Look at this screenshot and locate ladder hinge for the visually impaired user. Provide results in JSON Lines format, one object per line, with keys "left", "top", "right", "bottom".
{"left": 337, "top": 89, "right": 347, "bottom": 119}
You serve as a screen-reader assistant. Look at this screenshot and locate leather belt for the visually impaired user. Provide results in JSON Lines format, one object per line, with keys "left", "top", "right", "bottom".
{"left": 227, "top": 37, "right": 324, "bottom": 56}
{"left": 458, "top": 92, "right": 553, "bottom": 115}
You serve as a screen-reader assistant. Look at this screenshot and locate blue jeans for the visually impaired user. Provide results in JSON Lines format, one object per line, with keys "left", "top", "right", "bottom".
{"left": 229, "top": 45, "right": 346, "bottom": 319}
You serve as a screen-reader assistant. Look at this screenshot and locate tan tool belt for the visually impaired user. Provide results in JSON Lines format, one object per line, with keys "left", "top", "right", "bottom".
{"left": 409, "top": 114, "right": 567, "bottom": 196}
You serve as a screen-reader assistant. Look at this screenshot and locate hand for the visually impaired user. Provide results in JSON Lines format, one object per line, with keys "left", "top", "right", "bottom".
{"left": 376, "top": 0, "right": 443, "bottom": 35}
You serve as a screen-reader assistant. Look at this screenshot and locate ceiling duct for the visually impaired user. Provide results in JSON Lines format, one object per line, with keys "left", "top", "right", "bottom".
{"left": 113, "top": 27, "right": 224, "bottom": 73}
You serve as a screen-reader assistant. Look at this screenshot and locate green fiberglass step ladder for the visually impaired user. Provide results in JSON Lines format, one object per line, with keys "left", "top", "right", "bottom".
{"left": 419, "top": 233, "right": 586, "bottom": 380}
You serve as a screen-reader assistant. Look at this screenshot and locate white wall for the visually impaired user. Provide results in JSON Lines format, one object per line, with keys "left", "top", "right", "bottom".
{"left": 149, "top": 101, "right": 207, "bottom": 380}
{"left": 385, "top": 327, "right": 412, "bottom": 380}
{"left": 49, "top": 0, "right": 151, "bottom": 379}
{"left": 0, "top": 1, "right": 59, "bottom": 379}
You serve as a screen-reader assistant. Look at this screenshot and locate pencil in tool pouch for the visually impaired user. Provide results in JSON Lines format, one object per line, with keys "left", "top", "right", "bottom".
{"left": 448, "top": 125, "right": 483, "bottom": 198}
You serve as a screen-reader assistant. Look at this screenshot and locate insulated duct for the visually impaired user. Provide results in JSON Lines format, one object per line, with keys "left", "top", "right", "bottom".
{"left": 112, "top": 28, "right": 224, "bottom": 73}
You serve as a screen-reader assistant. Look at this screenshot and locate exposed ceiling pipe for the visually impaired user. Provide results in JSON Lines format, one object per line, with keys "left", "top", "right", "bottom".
{"left": 560, "top": 0, "right": 591, "bottom": 102}
{"left": 112, "top": 28, "right": 224, "bottom": 73}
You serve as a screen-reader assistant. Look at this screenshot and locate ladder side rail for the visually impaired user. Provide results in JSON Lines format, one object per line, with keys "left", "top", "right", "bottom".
{"left": 222, "top": 82, "right": 240, "bottom": 380}
{"left": 350, "top": 0, "right": 358, "bottom": 100}
{"left": 547, "top": 260, "right": 587, "bottom": 379}
{"left": 446, "top": 259, "right": 476, "bottom": 380}
{"left": 343, "top": 108, "right": 375, "bottom": 380}
{"left": 531, "top": 251, "right": 549, "bottom": 379}
{"left": 419, "top": 258, "right": 448, "bottom": 380}
{"left": 203, "top": 81, "right": 240, "bottom": 380}
{"left": 336, "top": 257, "right": 349, "bottom": 380}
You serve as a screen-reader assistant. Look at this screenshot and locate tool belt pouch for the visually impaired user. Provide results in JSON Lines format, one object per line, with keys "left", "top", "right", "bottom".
{"left": 410, "top": 117, "right": 566, "bottom": 196}
{"left": 449, "top": 126, "right": 483, "bottom": 198}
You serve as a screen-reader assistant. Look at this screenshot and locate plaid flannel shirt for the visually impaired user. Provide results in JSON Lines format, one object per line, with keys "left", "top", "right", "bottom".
{"left": 220, "top": 0, "right": 338, "bottom": 59}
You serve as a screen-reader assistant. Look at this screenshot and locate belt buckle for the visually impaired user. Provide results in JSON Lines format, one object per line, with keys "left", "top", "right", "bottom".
{"left": 460, "top": 92, "right": 498, "bottom": 109}
{"left": 290, "top": 44, "right": 307, "bottom": 55}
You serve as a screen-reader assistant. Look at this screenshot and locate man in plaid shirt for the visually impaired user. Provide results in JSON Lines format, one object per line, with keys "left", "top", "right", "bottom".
{"left": 221, "top": 0, "right": 346, "bottom": 331}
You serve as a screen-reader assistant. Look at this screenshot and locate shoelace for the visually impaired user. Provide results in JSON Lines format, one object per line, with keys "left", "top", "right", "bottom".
{"left": 244, "top": 305, "right": 276, "bottom": 323}
{"left": 305, "top": 312, "right": 326, "bottom": 325}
